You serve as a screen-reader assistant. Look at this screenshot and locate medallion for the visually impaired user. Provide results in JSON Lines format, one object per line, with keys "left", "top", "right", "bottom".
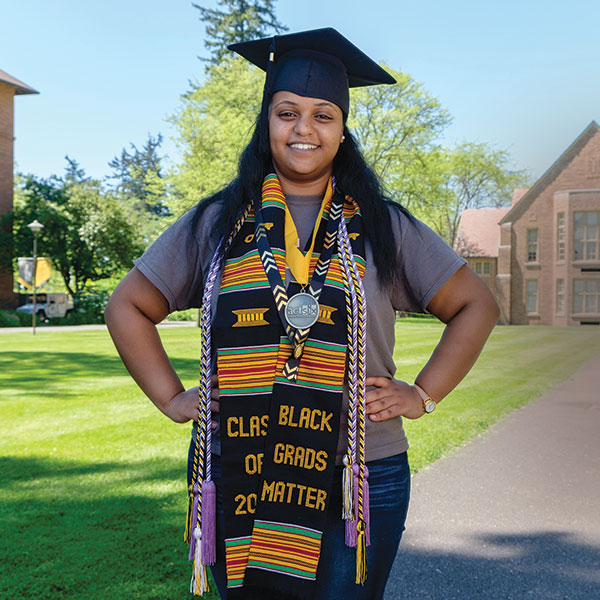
{"left": 285, "top": 292, "right": 320, "bottom": 329}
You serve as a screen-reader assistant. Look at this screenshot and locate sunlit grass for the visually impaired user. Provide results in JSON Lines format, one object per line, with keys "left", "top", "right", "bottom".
{"left": 394, "top": 321, "right": 600, "bottom": 471}
{"left": 1, "top": 323, "right": 599, "bottom": 598}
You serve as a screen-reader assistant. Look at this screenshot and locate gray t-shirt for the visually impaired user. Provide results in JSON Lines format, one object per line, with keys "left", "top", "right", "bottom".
{"left": 135, "top": 199, "right": 465, "bottom": 463}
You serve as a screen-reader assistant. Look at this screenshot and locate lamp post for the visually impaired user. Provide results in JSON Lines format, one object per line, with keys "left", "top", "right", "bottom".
{"left": 27, "top": 219, "right": 44, "bottom": 334}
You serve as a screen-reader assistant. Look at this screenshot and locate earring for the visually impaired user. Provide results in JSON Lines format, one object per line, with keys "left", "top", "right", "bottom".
{"left": 340, "top": 135, "right": 345, "bottom": 143}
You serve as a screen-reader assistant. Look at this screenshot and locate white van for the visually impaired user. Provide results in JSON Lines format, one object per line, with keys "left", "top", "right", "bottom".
{"left": 16, "top": 293, "right": 74, "bottom": 320}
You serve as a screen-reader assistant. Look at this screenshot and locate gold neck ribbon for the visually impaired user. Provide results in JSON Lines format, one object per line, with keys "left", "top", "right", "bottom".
{"left": 283, "top": 179, "right": 333, "bottom": 285}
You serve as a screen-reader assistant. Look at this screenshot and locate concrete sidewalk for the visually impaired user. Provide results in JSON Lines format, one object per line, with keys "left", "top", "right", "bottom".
{"left": 0, "top": 321, "right": 196, "bottom": 333}
{"left": 385, "top": 353, "right": 600, "bottom": 600}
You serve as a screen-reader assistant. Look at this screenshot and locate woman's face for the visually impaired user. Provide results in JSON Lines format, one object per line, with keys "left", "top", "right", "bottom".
{"left": 268, "top": 91, "right": 345, "bottom": 191}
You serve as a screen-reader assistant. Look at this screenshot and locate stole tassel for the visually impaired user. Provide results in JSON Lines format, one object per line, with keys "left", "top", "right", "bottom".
{"left": 200, "top": 480, "right": 217, "bottom": 565}
{"left": 190, "top": 527, "right": 210, "bottom": 596}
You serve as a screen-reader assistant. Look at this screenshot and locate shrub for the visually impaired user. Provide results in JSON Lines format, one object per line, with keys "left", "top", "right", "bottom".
{"left": 165, "top": 308, "right": 198, "bottom": 322}
{"left": 74, "top": 290, "right": 110, "bottom": 323}
{"left": 0, "top": 310, "right": 20, "bottom": 327}
{"left": 0, "top": 310, "right": 41, "bottom": 328}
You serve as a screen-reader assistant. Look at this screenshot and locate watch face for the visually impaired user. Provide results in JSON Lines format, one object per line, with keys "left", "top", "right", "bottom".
{"left": 424, "top": 400, "right": 436, "bottom": 413}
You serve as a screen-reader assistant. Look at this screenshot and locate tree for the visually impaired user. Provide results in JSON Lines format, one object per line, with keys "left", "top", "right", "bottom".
{"left": 416, "top": 144, "right": 528, "bottom": 246}
{"left": 348, "top": 65, "right": 451, "bottom": 213}
{"left": 108, "top": 133, "right": 168, "bottom": 217}
{"left": 168, "top": 56, "right": 264, "bottom": 216}
{"left": 64, "top": 155, "right": 87, "bottom": 183}
{"left": 348, "top": 66, "right": 528, "bottom": 243}
{"left": 9, "top": 164, "right": 143, "bottom": 294}
{"left": 194, "top": 0, "right": 287, "bottom": 66}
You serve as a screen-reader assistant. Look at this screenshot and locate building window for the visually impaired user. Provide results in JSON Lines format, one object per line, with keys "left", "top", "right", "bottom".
{"left": 557, "top": 212, "right": 565, "bottom": 262}
{"left": 474, "top": 260, "right": 491, "bottom": 276}
{"left": 527, "top": 229, "right": 538, "bottom": 262}
{"left": 556, "top": 279, "right": 565, "bottom": 315}
{"left": 573, "top": 279, "right": 600, "bottom": 314}
{"left": 526, "top": 280, "right": 538, "bottom": 314}
{"left": 574, "top": 211, "right": 600, "bottom": 261}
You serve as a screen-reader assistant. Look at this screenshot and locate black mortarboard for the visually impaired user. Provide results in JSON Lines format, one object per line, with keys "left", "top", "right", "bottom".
{"left": 228, "top": 27, "right": 396, "bottom": 116}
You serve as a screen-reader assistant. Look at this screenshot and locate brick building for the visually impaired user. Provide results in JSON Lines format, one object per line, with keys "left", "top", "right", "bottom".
{"left": 0, "top": 69, "right": 38, "bottom": 308}
{"left": 458, "top": 121, "right": 600, "bottom": 325}
{"left": 456, "top": 206, "right": 509, "bottom": 317}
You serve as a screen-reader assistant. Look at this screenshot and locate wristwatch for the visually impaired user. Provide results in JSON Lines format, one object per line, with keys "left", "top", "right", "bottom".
{"left": 414, "top": 383, "right": 437, "bottom": 414}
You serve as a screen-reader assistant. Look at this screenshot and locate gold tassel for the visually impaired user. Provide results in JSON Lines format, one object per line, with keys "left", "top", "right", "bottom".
{"left": 355, "top": 521, "right": 367, "bottom": 585}
{"left": 342, "top": 455, "right": 354, "bottom": 519}
{"left": 184, "top": 487, "right": 193, "bottom": 543}
{"left": 190, "top": 527, "right": 210, "bottom": 596}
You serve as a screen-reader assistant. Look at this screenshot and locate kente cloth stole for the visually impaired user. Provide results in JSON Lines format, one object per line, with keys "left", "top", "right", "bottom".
{"left": 214, "top": 174, "right": 365, "bottom": 599}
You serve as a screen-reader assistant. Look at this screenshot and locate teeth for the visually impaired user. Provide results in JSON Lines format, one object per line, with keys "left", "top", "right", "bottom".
{"left": 290, "top": 143, "right": 318, "bottom": 150}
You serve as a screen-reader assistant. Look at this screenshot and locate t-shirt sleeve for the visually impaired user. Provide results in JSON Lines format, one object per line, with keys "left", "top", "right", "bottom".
{"left": 133, "top": 205, "right": 219, "bottom": 313}
{"left": 390, "top": 208, "right": 466, "bottom": 312}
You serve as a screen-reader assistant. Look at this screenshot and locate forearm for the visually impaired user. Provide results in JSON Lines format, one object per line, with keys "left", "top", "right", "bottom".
{"left": 415, "top": 293, "right": 499, "bottom": 402}
{"left": 105, "top": 268, "right": 185, "bottom": 419}
{"left": 106, "top": 302, "right": 184, "bottom": 413}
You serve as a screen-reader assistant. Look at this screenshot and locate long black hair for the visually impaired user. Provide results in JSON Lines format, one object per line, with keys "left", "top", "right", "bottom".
{"left": 192, "top": 105, "right": 409, "bottom": 289}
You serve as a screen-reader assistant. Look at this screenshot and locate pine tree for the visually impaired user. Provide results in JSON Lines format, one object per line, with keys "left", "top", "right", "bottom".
{"left": 108, "top": 134, "right": 168, "bottom": 217}
{"left": 194, "top": 0, "right": 287, "bottom": 66}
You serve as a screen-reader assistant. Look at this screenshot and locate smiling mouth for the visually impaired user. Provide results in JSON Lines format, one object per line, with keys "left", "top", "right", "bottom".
{"left": 289, "top": 143, "right": 319, "bottom": 150}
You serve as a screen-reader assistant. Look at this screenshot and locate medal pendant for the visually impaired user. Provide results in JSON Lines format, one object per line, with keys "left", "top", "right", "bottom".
{"left": 285, "top": 293, "right": 320, "bottom": 329}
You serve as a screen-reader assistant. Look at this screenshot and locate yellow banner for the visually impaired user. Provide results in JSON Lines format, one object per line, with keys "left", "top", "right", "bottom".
{"left": 17, "top": 257, "right": 52, "bottom": 289}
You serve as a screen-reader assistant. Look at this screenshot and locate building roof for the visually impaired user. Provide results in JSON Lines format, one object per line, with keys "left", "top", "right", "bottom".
{"left": 456, "top": 207, "right": 510, "bottom": 257}
{"left": 512, "top": 188, "right": 528, "bottom": 206}
{"left": 0, "top": 69, "right": 38, "bottom": 95}
{"left": 500, "top": 121, "right": 600, "bottom": 224}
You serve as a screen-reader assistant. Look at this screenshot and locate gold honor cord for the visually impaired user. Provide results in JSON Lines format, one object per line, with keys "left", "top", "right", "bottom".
{"left": 284, "top": 180, "right": 332, "bottom": 285}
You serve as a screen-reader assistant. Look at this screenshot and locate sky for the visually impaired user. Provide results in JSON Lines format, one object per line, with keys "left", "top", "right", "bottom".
{"left": 2, "top": 0, "right": 599, "bottom": 184}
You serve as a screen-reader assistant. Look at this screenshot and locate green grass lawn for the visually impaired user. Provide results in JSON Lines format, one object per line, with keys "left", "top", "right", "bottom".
{"left": 1, "top": 322, "right": 599, "bottom": 599}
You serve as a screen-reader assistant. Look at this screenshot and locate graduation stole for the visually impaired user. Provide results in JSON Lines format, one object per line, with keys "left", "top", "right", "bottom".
{"left": 186, "top": 173, "right": 370, "bottom": 598}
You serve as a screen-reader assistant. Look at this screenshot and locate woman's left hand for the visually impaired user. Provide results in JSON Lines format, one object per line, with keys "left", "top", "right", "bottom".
{"left": 365, "top": 377, "right": 424, "bottom": 421}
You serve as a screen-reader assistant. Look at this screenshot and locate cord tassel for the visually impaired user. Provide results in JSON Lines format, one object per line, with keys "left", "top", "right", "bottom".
{"left": 362, "top": 465, "right": 371, "bottom": 547}
{"left": 201, "top": 480, "right": 216, "bottom": 565}
{"left": 188, "top": 484, "right": 200, "bottom": 560}
{"left": 184, "top": 484, "right": 194, "bottom": 543}
{"left": 355, "top": 521, "right": 367, "bottom": 585}
{"left": 346, "top": 464, "right": 371, "bottom": 547}
{"left": 345, "top": 516, "right": 358, "bottom": 547}
{"left": 342, "top": 454, "right": 354, "bottom": 521}
{"left": 345, "top": 464, "right": 360, "bottom": 547}
{"left": 190, "top": 527, "right": 210, "bottom": 596}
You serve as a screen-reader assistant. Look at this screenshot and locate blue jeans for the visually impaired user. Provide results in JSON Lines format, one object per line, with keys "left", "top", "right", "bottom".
{"left": 187, "top": 449, "right": 411, "bottom": 600}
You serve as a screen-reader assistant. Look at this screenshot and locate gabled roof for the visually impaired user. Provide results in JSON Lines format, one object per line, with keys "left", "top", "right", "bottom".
{"left": 500, "top": 121, "right": 600, "bottom": 224}
{"left": 456, "top": 207, "right": 510, "bottom": 257}
{"left": 512, "top": 188, "right": 528, "bottom": 206}
{"left": 0, "top": 68, "right": 38, "bottom": 95}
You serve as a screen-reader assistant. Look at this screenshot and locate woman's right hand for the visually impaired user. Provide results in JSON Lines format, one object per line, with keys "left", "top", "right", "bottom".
{"left": 165, "top": 374, "right": 220, "bottom": 428}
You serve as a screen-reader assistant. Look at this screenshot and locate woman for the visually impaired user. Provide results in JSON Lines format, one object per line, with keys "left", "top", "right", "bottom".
{"left": 105, "top": 28, "right": 499, "bottom": 600}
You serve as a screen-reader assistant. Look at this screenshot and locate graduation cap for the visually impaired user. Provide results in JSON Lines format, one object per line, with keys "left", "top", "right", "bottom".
{"left": 228, "top": 27, "right": 396, "bottom": 116}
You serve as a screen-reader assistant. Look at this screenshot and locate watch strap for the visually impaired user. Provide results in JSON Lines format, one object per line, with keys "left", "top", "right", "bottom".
{"left": 414, "top": 383, "right": 437, "bottom": 413}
